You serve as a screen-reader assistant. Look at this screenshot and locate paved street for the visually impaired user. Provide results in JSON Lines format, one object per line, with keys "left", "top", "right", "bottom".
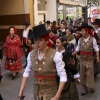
{"left": 0, "top": 56, "right": 100, "bottom": 100}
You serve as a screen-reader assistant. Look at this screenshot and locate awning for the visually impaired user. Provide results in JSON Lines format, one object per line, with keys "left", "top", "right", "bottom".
{"left": 59, "top": 0, "right": 86, "bottom": 7}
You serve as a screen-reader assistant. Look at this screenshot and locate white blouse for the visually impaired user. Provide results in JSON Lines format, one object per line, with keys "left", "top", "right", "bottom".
{"left": 75, "top": 36, "right": 99, "bottom": 52}
{"left": 23, "top": 28, "right": 29, "bottom": 38}
{"left": 95, "top": 28, "right": 100, "bottom": 33}
{"left": 23, "top": 51, "right": 67, "bottom": 82}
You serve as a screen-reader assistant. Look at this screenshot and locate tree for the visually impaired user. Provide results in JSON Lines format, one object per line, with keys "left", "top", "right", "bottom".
{"left": 87, "top": 0, "right": 100, "bottom": 8}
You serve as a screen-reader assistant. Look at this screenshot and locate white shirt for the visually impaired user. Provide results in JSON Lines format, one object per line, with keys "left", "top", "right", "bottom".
{"left": 95, "top": 28, "right": 100, "bottom": 33}
{"left": 23, "top": 51, "right": 67, "bottom": 82}
{"left": 75, "top": 36, "right": 99, "bottom": 52}
{"left": 23, "top": 28, "right": 29, "bottom": 38}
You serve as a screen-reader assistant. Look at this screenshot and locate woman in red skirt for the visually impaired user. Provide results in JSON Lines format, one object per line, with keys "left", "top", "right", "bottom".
{"left": 3, "top": 26, "right": 23, "bottom": 80}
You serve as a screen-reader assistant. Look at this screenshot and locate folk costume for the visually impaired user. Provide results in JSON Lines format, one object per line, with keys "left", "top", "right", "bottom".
{"left": 92, "top": 19, "right": 100, "bottom": 45}
{"left": 21, "top": 22, "right": 34, "bottom": 60}
{"left": 76, "top": 23, "right": 99, "bottom": 94}
{"left": 23, "top": 24, "right": 67, "bottom": 100}
{"left": 3, "top": 34, "right": 23, "bottom": 72}
{"left": 92, "top": 19, "right": 100, "bottom": 76}
{"left": 56, "top": 36, "right": 79, "bottom": 100}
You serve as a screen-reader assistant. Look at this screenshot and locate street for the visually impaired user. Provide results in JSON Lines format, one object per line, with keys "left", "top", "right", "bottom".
{"left": 0, "top": 56, "right": 100, "bottom": 100}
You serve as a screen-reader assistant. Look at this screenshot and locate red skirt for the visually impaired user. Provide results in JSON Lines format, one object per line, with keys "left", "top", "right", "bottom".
{"left": 5, "top": 59, "right": 22, "bottom": 71}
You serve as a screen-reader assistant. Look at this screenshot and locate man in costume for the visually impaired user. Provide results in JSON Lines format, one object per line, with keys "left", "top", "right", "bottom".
{"left": 18, "top": 24, "right": 67, "bottom": 100}
{"left": 21, "top": 22, "right": 34, "bottom": 68}
{"left": 72, "top": 23, "right": 99, "bottom": 96}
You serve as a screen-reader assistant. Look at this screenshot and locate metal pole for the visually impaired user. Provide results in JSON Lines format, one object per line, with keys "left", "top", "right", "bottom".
{"left": 84, "top": 6, "right": 88, "bottom": 23}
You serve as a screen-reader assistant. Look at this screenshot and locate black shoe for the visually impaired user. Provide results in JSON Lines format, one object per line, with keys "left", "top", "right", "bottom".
{"left": 23, "top": 64, "right": 27, "bottom": 68}
{"left": 81, "top": 92, "right": 88, "bottom": 96}
{"left": 23, "top": 63, "right": 27, "bottom": 68}
{"left": 0, "top": 75, "right": 3, "bottom": 83}
{"left": 16, "top": 72, "right": 19, "bottom": 75}
{"left": 90, "top": 89, "right": 95, "bottom": 94}
{"left": 12, "top": 75, "right": 15, "bottom": 80}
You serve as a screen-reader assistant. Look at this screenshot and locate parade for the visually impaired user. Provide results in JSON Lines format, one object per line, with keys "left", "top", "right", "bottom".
{"left": 0, "top": 0, "right": 100, "bottom": 100}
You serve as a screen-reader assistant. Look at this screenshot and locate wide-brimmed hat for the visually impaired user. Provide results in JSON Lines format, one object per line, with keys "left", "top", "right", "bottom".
{"left": 33, "top": 24, "right": 48, "bottom": 38}
{"left": 78, "top": 23, "right": 93, "bottom": 31}
{"left": 92, "top": 18, "right": 100, "bottom": 25}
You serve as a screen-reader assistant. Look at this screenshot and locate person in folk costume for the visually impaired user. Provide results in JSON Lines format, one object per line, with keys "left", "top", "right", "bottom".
{"left": 92, "top": 19, "right": 100, "bottom": 45}
{"left": 72, "top": 23, "right": 99, "bottom": 95}
{"left": 65, "top": 28, "right": 76, "bottom": 46}
{"left": 21, "top": 22, "right": 34, "bottom": 68}
{"left": 3, "top": 26, "right": 23, "bottom": 80}
{"left": 0, "top": 47, "right": 3, "bottom": 82}
{"left": 65, "top": 28, "right": 78, "bottom": 69}
{"left": 56, "top": 36, "right": 80, "bottom": 100}
{"left": 18, "top": 24, "right": 67, "bottom": 100}
{"left": 92, "top": 19, "right": 100, "bottom": 77}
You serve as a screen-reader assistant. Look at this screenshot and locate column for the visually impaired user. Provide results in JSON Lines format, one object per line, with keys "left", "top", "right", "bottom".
{"left": 34, "top": 0, "right": 39, "bottom": 25}
{"left": 29, "top": 0, "right": 34, "bottom": 27}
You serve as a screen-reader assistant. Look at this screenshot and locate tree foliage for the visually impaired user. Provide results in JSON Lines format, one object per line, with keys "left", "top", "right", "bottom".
{"left": 88, "top": 0, "right": 100, "bottom": 7}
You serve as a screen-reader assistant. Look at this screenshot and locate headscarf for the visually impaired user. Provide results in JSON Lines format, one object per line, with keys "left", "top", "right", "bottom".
{"left": 41, "top": 34, "right": 49, "bottom": 41}
{"left": 83, "top": 28, "right": 94, "bottom": 37}
{"left": 41, "top": 34, "right": 53, "bottom": 48}
{"left": 14, "top": 27, "right": 17, "bottom": 33}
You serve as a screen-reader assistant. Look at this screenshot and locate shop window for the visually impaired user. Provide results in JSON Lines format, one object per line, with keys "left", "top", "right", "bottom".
{"left": 58, "top": 5, "right": 64, "bottom": 20}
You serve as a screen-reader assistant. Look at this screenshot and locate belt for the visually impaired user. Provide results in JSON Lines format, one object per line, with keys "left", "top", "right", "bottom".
{"left": 80, "top": 51, "right": 93, "bottom": 56}
{"left": 34, "top": 73, "right": 56, "bottom": 79}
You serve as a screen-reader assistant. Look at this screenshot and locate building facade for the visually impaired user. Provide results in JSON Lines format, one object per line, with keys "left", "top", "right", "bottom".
{"left": 0, "top": 0, "right": 87, "bottom": 42}
{"left": 34, "top": 0, "right": 87, "bottom": 25}
{"left": 0, "top": 0, "right": 34, "bottom": 42}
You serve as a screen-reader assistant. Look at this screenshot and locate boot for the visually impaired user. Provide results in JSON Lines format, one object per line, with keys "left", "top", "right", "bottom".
{"left": 81, "top": 85, "right": 88, "bottom": 96}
